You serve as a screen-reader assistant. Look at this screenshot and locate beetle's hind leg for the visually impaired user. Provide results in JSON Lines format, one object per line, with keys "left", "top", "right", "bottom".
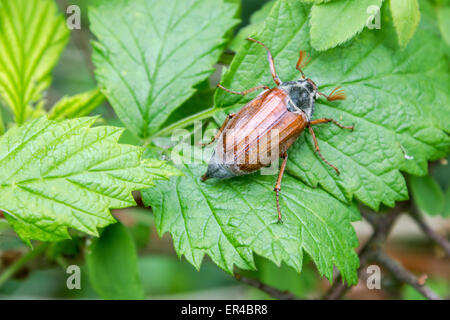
{"left": 307, "top": 125, "right": 340, "bottom": 175}
{"left": 274, "top": 153, "right": 288, "bottom": 223}
{"left": 201, "top": 113, "right": 235, "bottom": 147}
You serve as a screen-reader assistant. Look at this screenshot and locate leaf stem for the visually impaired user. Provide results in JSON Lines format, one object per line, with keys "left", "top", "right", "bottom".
{"left": 373, "top": 251, "right": 442, "bottom": 300}
{"left": 144, "top": 107, "right": 226, "bottom": 145}
{"left": 410, "top": 206, "right": 450, "bottom": 258}
{"left": 0, "top": 242, "right": 49, "bottom": 288}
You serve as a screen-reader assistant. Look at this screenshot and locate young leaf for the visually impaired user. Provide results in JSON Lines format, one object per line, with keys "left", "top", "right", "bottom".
{"left": 89, "top": 0, "right": 240, "bottom": 139}
{"left": 0, "top": 0, "right": 69, "bottom": 124}
{"left": 438, "top": 6, "right": 450, "bottom": 47}
{"left": 310, "top": 0, "right": 384, "bottom": 51}
{"left": 48, "top": 89, "right": 105, "bottom": 120}
{"left": 0, "top": 117, "right": 180, "bottom": 243}
{"left": 390, "top": 0, "right": 421, "bottom": 47}
{"left": 215, "top": 0, "right": 450, "bottom": 210}
{"left": 86, "top": 222, "right": 145, "bottom": 300}
{"left": 410, "top": 175, "right": 445, "bottom": 216}
{"left": 142, "top": 162, "right": 360, "bottom": 284}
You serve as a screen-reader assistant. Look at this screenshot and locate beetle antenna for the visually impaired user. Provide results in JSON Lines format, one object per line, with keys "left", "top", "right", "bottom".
{"left": 296, "top": 50, "right": 311, "bottom": 79}
{"left": 319, "top": 86, "right": 346, "bottom": 101}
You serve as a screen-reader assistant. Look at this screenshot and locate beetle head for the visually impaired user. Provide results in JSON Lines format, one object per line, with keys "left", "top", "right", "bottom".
{"left": 306, "top": 78, "right": 317, "bottom": 92}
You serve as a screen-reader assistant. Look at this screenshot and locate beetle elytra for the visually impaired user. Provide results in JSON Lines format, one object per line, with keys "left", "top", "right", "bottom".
{"left": 201, "top": 38, "right": 353, "bottom": 222}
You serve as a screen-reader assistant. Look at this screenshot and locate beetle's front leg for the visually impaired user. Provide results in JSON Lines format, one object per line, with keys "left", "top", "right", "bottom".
{"left": 201, "top": 113, "right": 235, "bottom": 147}
{"left": 307, "top": 125, "right": 340, "bottom": 175}
{"left": 274, "top": 152, "right": 288, "bottom": 223}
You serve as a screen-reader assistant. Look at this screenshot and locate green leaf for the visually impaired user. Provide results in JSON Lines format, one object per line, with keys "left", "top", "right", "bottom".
{"left": 438, "top": 6, "right": 450, "bottom": 47}
{"left": 0, "top": 0, "right": 69, "bottom": 124}
{"left": 90, "top": 0, "right": 240, "bottom": 139}
{"left": 310, "top": 0, "right": 384, "bottom": 51}
{"left": 390, "top": 0, "right": 421, "bottom": 47}
{"left": 86, "top": 222, "right": 145, "bottom": 300}
{"left": 0, "top": 117, "right": 180, "bottom": 243}
{"left": 48, "top": 89, "right": 105, "bottom": 120}
{"left": 410, "top": 175, "right": 445, "bottom": 216}
{"left": 142, "top": 160, "right": 360, "bottom": 284}
{"left": 215, "top": 0, "right": 450, "bottom": 210}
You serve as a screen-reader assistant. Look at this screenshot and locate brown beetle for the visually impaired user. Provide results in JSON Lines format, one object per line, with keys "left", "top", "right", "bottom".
{"left": 201, "top": 38, "right": 353, "bottom": 222}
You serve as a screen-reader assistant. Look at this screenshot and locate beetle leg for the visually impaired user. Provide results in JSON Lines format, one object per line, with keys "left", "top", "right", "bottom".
{"left": 319, "top": 86, "right": 346, "bottom": 101}
{"left": 201, "top": 113, "right": 235, "bottom": 147}
{"left": 246, "top": 37, "right": 281, "bottom": 86}
{"left": 309, "top": 118, "right": 354, "bottom": 131}
{"left": 307, "top": 125, "right": 340, "bottom": 175}
{"left": 217, "top": 84, "right": 269, "bottom": 96}
{"left": 274, "top": 153, "right": 288, "bottom": 223}
{"left": 296, "top": 50, "right": 311, "bottom": 79}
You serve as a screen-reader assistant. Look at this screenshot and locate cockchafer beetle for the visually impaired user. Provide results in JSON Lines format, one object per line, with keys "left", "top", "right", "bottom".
{"left": 201, "top": 38, "right": 353, "bottom": 222}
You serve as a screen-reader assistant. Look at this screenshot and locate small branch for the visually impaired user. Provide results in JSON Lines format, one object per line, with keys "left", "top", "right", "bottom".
{"left": 325, "top": 203, "right": 407, "bottom": 300}
{"left": 234, "top": 274, "right": 299, "bottom": 300}
{"left": 374, "top": 251, "right": 442, "bottom": 300}
{"left": 410, "top": 207, "right": 450, "bottom": 258}
{"left": 0, "top": 242, "right": 49, "bottom": 288}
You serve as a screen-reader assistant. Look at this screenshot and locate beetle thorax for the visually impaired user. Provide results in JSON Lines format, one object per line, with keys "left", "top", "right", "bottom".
{"left": 279, "top": 79, "right": 317, "bottom": 120}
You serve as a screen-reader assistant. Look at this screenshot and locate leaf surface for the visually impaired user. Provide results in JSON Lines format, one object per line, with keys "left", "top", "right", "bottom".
{"left": 410, "top": 175, "right": 445, "bottom": 217}
{"left": 0, "top": 0, "right": 69, "bottom": 124}
{"left": 90, "top": 0, "right": 239, "bottom": 139}
{"left": 49, "top": 88, "right": 104, "bottom": 120}
{"left": 390, "top": 0, "right": 421, "bottom": 47}
{"left": 310, "top": 0, "right": 384, "bottom": 51}
{"left": 0, "top": 117, "right": 180, "bottom": 242}
{"left": 437, "top": 6, "right": 450, "bottom": 47}
{"left": 142, "top": 161, "right": 360, "bottom": 284}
